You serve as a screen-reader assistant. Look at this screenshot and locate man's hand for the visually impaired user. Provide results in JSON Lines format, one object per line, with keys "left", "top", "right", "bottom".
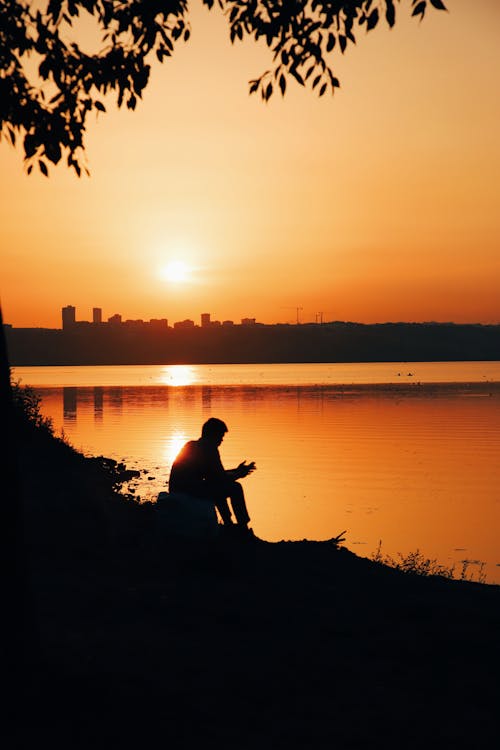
{"left": 236, "top": 460, "right": 256, "bottom": 478}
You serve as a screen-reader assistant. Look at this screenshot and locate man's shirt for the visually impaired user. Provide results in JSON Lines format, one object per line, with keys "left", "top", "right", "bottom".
{"left": 169, "top": 438, "right": 225, "bottom": 495}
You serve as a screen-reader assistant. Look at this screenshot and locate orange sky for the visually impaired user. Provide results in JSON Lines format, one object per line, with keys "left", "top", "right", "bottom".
{"left": 1, "top": 0, "right": 499, "bottom": 328}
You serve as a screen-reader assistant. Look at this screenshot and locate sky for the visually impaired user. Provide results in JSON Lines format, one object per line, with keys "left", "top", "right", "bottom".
{"left": 1, "top": 0, "right": 500, "bottom": 329}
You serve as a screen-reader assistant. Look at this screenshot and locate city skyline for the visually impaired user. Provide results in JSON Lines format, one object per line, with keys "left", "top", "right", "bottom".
{"left": 2, "top": 1, "right": 500, "bottom": 329}
{"left": 6, "top": 302, "right": 498, "bottom": 332}
{"left": 4, "top": 304, "right": 260, "bottom": 330}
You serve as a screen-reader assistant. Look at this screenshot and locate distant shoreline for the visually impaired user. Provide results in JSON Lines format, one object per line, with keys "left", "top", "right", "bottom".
{"left": 5, "top": 321, "right": 500, "bottom": 367}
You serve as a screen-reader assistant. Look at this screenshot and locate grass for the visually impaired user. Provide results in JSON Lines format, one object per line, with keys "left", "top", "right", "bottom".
{"left": 371, "top": 540, "right": 487, "bottom": 583}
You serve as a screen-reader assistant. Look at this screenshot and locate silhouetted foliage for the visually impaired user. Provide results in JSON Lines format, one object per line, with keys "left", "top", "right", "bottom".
{"left": 10, "top": 376, "right": 54, "bottom": 434}
{"left": 1, "top": 0, "right": 446, "bottom": 175}
{"left": 371, "top": 541, "right": 488, "bottom": 583}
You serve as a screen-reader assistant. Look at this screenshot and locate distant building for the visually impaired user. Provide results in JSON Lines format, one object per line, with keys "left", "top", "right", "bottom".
{"left": 108, "top": 314, "right": 122, "bottom": 325}
{"left": 241, "top": 318, "right": 256, "bottom": 326}
{"left": 201, "top": 313, "right": 211, "bottom": 328}
{"left": 62, "top": 305, "right": 76, "bottom": 330}
{"left": 149, "top": 318, "right": 169, "bottom": 328}
{"left": 222, "top": 320, "right": 234, "bottom": 327}
{"left": 174, "top": 319, "right": 195, "bottom": 330}
{"left": 93, "top": 307, "right": 102, "bottom": 324}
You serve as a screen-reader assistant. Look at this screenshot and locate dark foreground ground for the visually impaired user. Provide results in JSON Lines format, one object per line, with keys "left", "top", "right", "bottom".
{"left": 6, "top": 414, "right": 500, "bottom": 750}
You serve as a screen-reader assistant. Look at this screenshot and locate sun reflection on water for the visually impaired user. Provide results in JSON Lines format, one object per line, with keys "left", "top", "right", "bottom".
{"left": 164, "top": 431, "right": 188, "bottom": 468}
{"left": 159, "top": 365, "right": 198, "bottom": 387}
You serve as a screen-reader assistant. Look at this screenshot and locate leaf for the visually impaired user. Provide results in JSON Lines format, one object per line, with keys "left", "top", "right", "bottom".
{"left": 45, "top": 142, "right": 61, "bottom": 164}
{"left": 430, "top": 0, "right": 447, "bottom": 8}
{"left": 326, "top": 33, "right": 335, "bottom": 52}
{"left": 38, "top": 59, "right": 50, "bottom": 79}
{"left": 39, "top": 159, "right": 48, "bottom": 177}
{"left": 366, "top": 9, "right": 379, "bottom": 31}
{"left": 94, "top": 101, "right": 106, "bottom": 112}
{"left": 319, "top": 82, "right": 327, "bottom": 97}
{"left": 412, "top": 2, "right": 427, "bottom": 18}
{"left": 279, "top": 73, "right": 286, "bottom": 96}
{"left": 385, "top": 0, "right": 396, "bottom": 27}
{"left": 304, "top": 64, "right": 316, "bottom": 81}
{"left": 24, "top": 135, "right": 37, "bottom": 159}
{"left": 290, "top": 68, "right": 304, "bottom": 86}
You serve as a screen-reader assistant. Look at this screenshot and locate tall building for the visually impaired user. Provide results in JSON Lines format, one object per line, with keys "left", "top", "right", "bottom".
{"left": 62, "top": 305, "right": 76, "bottom": 330}
{"left": 93, "top": 307, "right": 102, "bottom": 324}
{"left": 201, "top": 313, "right": 211, "bottom": 328}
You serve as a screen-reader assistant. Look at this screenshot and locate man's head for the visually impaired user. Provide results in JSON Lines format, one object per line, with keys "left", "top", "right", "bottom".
{"left": 201, "top": 417, "right": 228, "bottom": 445}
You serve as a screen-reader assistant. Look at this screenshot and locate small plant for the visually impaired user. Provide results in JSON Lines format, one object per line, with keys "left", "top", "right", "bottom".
{"left": 371, "top": 541, "right": 488, "bottom": 583}
{"left": 456, "top": 559, "right": 487, "bottom": 584}
{"left": 10, "top": 376, "right": 54, "bottom": 434}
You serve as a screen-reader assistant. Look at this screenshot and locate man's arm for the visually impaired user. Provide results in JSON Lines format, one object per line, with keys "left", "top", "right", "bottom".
{"left": 226, "top": 461, "right": 256, "bottom": 480}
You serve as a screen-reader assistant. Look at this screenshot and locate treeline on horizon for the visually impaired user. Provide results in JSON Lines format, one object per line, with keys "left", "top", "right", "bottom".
{"left": 5, "top": 322, "right": 500, "bottom": 366}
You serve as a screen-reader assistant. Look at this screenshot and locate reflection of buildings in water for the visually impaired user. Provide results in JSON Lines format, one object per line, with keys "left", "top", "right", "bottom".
{"left": 150, "top": 386, "right": 169, "bottom": 410}
{"left": 94, "top": 387, "right": 103, "bottom": 422}
{"left": 201, "top": 385, "right": 212, "bottom": 412}
{"left": 172, "top": 386, "right": 197, "bottom": 404}
{"left": 63, "top": 387, "right": 77, "bottom": 422}
{"left": 107, "top": 387, "right": 123, "bottom": 414}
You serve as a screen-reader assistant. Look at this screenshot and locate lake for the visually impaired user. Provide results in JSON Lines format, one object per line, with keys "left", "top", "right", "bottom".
{"left": 13, "top": 362, "right": 500, "bottom": 583}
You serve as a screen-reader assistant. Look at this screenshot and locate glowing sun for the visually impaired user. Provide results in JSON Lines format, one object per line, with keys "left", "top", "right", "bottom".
{"left": 160, "top": 260, "right": 191, "bottom": 283}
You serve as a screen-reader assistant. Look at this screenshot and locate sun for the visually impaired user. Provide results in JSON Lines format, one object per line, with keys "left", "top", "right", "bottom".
{"left": 159, "top": 260, "right": 191, "bottom": 283}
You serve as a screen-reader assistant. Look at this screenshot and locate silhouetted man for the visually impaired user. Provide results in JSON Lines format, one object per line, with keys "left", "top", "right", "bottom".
{"left": 169, "top": 418, "right": 256, "bottom": 535}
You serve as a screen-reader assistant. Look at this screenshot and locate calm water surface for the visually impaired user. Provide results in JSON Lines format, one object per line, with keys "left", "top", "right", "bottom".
{"left": 14, "top": 362, "right": 500, "bottom": 583}
{"left": 14, "top": 360, "right": 500, "bottom": 387}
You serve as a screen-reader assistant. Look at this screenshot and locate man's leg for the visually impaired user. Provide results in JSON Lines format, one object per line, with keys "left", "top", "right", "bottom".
{"left": 227, "top": 481, "right": 251, "bottom": 527}
{"left": 214, "top": 496, "right": 233, "bottom": 526}
{"left": 213, "top": 481, "right": 251, "bottom": 528}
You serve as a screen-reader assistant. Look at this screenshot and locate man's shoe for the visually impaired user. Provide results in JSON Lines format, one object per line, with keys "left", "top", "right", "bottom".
{"left": 236, "top": 525, "right": 255, "bottom": 541}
